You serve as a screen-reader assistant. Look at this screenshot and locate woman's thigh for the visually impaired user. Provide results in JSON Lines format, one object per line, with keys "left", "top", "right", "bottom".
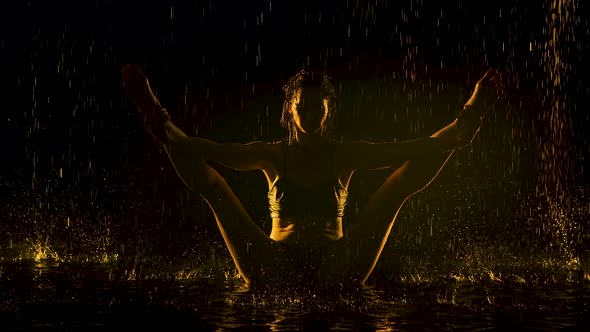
{"left": 320, "top": 165, "right": 416, "bottom": 284}
{"left": 177, "top": 161, "right": 277, "bottom": 283}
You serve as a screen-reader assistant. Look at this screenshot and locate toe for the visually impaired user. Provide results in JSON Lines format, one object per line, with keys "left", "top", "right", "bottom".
{"left": 482, "top": 69, "right": 496, "bottom": 80}
{"left": 130, "top": 64, "right": 142, "bottom": 74}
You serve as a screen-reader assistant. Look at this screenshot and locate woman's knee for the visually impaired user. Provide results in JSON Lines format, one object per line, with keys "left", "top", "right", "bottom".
{"left": 165, "top": 148, "right": 219, "bottom": 193}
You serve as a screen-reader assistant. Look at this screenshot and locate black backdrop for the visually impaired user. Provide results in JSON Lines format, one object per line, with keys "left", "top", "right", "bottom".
{"left": 0, "top": 0, "right": 588, "bottom": 279}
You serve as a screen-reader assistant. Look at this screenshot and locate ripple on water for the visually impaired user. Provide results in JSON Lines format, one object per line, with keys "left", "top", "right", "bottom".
{"left": 0, "top": 260, "right": 589, "bottom": 330}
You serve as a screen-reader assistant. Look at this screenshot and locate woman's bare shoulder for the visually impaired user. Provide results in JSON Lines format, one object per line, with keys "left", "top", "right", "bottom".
{"left": 242, "top": 140, "right": 283, "bottom": 148}
{"left": 331, "top": 139, "right": 357, "bottom": 153}
{"left": 332, "top": 139, "right": 374, "bottom": 171}
{"left": 252, "top": 140, "right": 284, "bottom": 176}
{"left": 256, "top": 140, "right": 285, "bottom": 152}
{"left": 248, "top": 140, "right": 285, "bottom": 162}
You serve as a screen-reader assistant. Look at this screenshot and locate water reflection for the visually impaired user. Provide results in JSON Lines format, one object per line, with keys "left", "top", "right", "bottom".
{"left": 0, "top": 260, "right": 587, "bottom": 330}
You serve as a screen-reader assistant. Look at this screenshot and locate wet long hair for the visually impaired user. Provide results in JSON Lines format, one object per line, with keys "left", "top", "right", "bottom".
{"left": 281, "top": 70, "right": 338, "bottom": 145}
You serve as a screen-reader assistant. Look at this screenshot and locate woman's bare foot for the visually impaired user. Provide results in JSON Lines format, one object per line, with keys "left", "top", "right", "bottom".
{"left": 465, "top": 69, "right": 504, "bottom": 112}
{"left": 457, "top": 69, "right": 504, "bottom": 145}
{"left": 122, "top": 64, "right": 170, "bottom": 143}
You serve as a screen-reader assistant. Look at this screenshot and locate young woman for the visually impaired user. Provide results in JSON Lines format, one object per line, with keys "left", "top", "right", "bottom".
{"left": 122, "top": 65, "right": 503, "bottom": 288}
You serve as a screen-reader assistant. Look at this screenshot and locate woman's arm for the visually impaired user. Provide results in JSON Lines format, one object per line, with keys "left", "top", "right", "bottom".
{"left": 338, "top": 137, "right": 458, "bottom": 171}
{"left": 170, "top": 137, "right": 274, "bottom": 171}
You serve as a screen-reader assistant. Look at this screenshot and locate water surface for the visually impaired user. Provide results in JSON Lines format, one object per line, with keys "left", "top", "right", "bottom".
{"left": 1, "top": 260, "right": 588, "bottom": 331}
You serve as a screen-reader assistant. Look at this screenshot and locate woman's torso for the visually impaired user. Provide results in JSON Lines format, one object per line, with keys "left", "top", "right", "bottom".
{"left": 263, "top": 140, "right": 354, "bottom": 248}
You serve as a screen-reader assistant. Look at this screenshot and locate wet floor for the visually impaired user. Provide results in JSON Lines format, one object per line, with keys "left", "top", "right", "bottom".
{"left": 1, "top": 260, "right": 588, "bottom": 331}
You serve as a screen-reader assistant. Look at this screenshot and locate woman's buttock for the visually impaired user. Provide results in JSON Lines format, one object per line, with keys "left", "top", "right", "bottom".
{"left": 254, "top": 240, "right": 336, "bottom": 285}
{"left": 279, "top": 242, "right": 326, "bottom": 268}
{"left": 250, "top": 240, "right": 362, "bottom": 292}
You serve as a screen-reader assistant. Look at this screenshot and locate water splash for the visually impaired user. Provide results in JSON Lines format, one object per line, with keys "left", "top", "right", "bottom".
{"left": 534, "top": 0, "right": 582, "bottom": 259}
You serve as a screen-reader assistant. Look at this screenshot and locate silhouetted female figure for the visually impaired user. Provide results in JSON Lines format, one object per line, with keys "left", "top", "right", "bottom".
{"left": 122, "top": 65, "right": 503, "bottom": 287}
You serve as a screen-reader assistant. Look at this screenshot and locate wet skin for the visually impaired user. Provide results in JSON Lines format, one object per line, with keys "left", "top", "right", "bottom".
{"left": 122, "top": 64, "right": 504, "bottom": 285}
{"left": 268, "top": 85, "right": 347, "bottom": 246}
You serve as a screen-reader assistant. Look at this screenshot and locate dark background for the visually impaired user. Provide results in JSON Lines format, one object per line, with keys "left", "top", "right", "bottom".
{"left": 0, "top": 0, "right": 588, "bottom": 280}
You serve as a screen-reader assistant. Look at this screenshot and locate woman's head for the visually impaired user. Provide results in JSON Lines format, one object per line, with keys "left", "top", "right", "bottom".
{"left": 281, "top": 70, "right": 337, "bottom": 144}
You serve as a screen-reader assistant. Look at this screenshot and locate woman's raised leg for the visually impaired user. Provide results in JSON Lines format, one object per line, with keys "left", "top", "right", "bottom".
{"left": 122, "top": 64, "right": 280, "bottom": 283}
{"left": 324, "top": 69, "right": 504, "bottom": 284}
